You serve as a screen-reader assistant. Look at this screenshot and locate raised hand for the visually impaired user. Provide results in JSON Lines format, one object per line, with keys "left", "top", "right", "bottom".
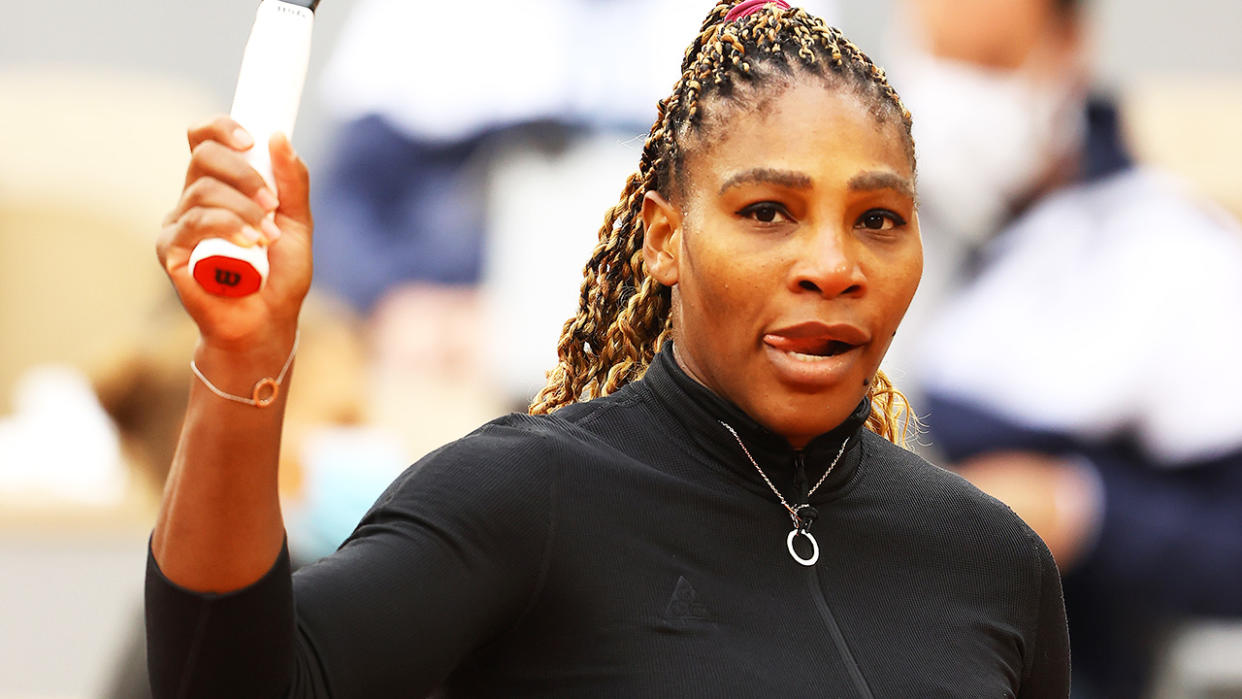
{"left": 157, "top": 115, "right": 312, "bottom": 350}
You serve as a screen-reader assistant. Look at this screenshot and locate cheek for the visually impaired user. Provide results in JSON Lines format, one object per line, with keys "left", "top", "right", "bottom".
{"left": 681, "top": 239, "right": 781, "bottom": 337}
{"left": 871, "top": 246, "right": 924, "bottom": 333}
{"left": 679, "top": 231, "right": 736, "bottom": 307}
{"left": 679, "top": 257, "right": 735, "bottom": 335}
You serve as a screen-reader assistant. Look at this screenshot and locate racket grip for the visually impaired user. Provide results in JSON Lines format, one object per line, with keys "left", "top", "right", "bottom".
{"left": 191, "top": 0, "right": 314, "bottom": 297}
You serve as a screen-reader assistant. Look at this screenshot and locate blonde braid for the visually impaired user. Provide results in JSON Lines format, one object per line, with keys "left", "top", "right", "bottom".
{"left": 531, "top": 1, "right": 918, "bottom": 448}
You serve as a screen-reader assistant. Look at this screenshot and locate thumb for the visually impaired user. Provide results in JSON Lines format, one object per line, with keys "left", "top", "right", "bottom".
{"left": 269, "top": 133, "right": 312, "bottom": 231}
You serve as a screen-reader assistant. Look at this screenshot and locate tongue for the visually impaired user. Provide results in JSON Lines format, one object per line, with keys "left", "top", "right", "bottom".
{"left": 764, "top": 334, "right": 836, "bottom": 356}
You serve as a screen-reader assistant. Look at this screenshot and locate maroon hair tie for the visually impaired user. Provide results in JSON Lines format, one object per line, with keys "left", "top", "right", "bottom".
{"left": 724, "top": 0, "right": 792, "bottom": 22}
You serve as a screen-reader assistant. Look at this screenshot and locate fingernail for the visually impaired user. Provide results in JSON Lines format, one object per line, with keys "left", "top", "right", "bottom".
{"left": 240, "top": 225, "right": 262, "bottom": 244}
{"left": 255, "top": 188, "right": 279, "bottom": 211}
{"left": 261, "top": 218, "right": 283, "bottom": 242}
{"left": 233, "top": 128, "right": 254, "bottom": 149}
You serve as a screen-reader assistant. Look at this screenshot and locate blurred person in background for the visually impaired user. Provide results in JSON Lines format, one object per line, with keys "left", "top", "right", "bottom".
{"left": 310, "top": 0, "right": 708, "bottom": 312}
{"left": 887, "top": 0, "right": 1242, "bottom": 696}
{"left": 308, "top": 0, "right": 706, "bottom": 398}
{"left": 308, "top": 0, "right": 834, "bottom": 407}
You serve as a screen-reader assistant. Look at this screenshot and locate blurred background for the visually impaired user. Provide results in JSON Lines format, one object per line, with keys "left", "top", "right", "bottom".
{"left": 2, "top": 0, "right": 1240, "bottom": 697}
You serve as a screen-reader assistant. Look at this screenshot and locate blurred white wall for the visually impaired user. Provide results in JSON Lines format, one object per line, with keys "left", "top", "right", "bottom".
{"left": 2, "top": 0, "right": 351, "bottom": 165}
{"left": 5, "top": 0, "right": 1242, "bottom": 162}
{"left": 837, "top": 0, "right": 1242, "bottom": 87}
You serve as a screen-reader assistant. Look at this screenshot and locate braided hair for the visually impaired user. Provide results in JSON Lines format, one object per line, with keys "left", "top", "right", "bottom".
{"left": 530, "top": 1, "right": 918, "bottom": 446}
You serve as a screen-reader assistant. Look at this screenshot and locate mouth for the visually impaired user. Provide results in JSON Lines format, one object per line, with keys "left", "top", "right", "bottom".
{"left": 763, "top": 321, "right": 869, "bottom": 357}
{"left": 763, "top": 336, "right": 860, "bottom": 361}
{"left": 760, "top": 322, "right": 870, "bottom": 385}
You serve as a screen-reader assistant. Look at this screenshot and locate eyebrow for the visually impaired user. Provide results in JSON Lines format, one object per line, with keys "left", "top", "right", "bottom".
{"left": 717, "top": 167, "right": 916, "bottom": 200}
{"left": 718, "top": 168, "right": 813, "bottom": 195}
{"left": 848, "top": 171, "right": 916, "bottom": 200}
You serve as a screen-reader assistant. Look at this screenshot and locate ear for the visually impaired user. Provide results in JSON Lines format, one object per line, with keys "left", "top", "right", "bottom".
{"left": 641, "top": 190, "right": 683, "bottom": 287}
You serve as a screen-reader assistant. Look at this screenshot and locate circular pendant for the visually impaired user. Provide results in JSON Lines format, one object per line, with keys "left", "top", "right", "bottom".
{"left": 786, "top": 528, "right": 819, "bottom": 566}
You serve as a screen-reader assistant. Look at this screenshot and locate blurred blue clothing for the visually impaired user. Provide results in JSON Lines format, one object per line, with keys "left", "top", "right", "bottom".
{"left": 1080, "top": 99, "right": 1132, "bottom": 183}
{"left": 918, "top": 98, "right": 1242, "bottom": 698}
{"left": 311, "top": 117, "right": 588, "bottom": 312}
{"left": 306, "top": 0, "right": 746, "bottom": 312}
{"left": 310, "top": 115, "right": 491, "bottom": 311}
{"left": 309, "top": 0, "right": 839, "bottom": 313}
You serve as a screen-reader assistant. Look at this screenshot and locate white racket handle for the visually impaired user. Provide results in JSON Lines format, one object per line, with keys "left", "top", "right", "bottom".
{"left": 190, "top": 0, "right": 316, "bottom": 297}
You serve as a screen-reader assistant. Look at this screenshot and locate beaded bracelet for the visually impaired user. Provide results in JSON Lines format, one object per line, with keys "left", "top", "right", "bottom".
{"left": 189, "top": 332, "right": 299, "bottom": 408}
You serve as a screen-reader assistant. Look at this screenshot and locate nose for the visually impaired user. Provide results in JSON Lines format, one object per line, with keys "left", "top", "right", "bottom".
{"left": 789, "top": 225, "right": 866, "bottom": 299}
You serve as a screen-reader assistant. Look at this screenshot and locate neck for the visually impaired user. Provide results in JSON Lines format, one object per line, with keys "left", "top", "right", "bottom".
{"left": 639, "top": 344, "right": 870, "bottom": 503}
{"left": 667, "top": 340, "right": 862, "bottom": 451}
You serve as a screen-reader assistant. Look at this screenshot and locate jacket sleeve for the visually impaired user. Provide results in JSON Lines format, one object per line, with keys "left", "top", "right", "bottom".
{"left": 1019, "top": 532, "right": 1071, "bottom": 699}
{"left": 145, "top": 422, "right": 556, "bottom": 698}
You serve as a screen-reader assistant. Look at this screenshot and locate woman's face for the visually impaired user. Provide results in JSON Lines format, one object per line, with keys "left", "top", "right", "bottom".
{"left": 642, "top": 80, "right": 922, "bottom": 447}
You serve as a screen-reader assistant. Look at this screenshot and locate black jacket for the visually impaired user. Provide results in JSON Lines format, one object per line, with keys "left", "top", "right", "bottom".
{"left": 147, "top": 345, "right": 1069, "bottom": 697}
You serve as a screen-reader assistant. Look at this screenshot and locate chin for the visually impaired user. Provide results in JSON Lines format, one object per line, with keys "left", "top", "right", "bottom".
{"left": 749, "top": 390, "right": 865, "bottom": 446}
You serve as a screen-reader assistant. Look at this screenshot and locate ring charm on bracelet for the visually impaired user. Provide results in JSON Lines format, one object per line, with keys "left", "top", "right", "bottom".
{"left": 251, "top": 377, "right": 281, "bottom": 407}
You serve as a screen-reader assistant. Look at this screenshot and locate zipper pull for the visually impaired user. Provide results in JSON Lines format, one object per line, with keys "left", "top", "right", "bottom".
{"left": 792, "top": 503, "right": 819, "bottom": 531}
{"left": 791, "top": 452, "right": 818, "bottom": 531}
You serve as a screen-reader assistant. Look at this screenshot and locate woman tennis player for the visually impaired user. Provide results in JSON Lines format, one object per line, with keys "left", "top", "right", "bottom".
{"left": 148, "top": 1, "right": 1070, "bottom": 696}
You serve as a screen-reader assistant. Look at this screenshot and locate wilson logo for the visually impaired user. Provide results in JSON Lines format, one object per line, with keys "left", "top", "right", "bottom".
{"left": 215, "top": 269, "right": 242, "bottom": 287}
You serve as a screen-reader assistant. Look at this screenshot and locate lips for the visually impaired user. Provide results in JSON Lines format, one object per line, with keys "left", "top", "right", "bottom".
{"left": 760, "top": 321, "right": 870, "bottom": 388}
{"left": 763, "top": 321, "right": 869, "bottom": 359}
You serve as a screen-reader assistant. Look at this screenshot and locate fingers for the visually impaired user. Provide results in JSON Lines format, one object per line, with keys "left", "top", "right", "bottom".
{"left": 185, "top": 139, "right": 275, "bottom": 201}
{"left": 184, "top": 116, "right": 277, "bottom": 219}
{"left": 166, "top": 176, "right": 276, "bottom": 234}
{"left": 267, "top": 133, "right": 312, "bottom": 232}
{"left": 187, "top": 115, "right": 253, "bottom": 154}
{"left": 158, "top": 206, "right": 266, "bottom": 266}
{"left": 176, "top": 117, "right": 283, "bottom": 251}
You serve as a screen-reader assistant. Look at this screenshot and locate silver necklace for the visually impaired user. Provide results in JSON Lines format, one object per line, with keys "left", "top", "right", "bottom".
{"left": 719, "top": 421, "right": 848, "bottom": 567}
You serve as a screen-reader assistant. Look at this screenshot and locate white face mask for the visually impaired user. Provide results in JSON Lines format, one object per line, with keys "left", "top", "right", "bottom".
{"left": 892, "top": 48, "right": 1084, "bottom": 245}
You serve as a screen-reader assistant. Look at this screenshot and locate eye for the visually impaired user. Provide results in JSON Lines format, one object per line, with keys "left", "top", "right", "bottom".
{"left": 737, "top": 202, "right": 794, "bottom": 224}
{"left": 855, "top": 209, "right": 906, "bottom": 231}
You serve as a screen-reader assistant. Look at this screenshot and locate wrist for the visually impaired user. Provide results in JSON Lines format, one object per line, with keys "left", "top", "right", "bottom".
{"left": 198, "top": 321, "right": 298, "bottom": 357}
{"left": 193, "top": 329, "right": 299, "bottom": 404}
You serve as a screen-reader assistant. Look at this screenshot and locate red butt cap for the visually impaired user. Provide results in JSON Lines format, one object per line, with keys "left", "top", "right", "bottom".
{"left": 192, "top": 255, "right": 264, "bottom": 297}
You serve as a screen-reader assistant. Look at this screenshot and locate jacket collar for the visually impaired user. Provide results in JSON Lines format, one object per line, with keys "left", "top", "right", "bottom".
{"left": 639, "top": 342, "right": 869, "bottom": 503}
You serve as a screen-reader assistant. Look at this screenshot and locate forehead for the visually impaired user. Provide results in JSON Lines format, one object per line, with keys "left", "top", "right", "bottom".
{"left": 683, "top": 81, "right": 913, "bottom": 197}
